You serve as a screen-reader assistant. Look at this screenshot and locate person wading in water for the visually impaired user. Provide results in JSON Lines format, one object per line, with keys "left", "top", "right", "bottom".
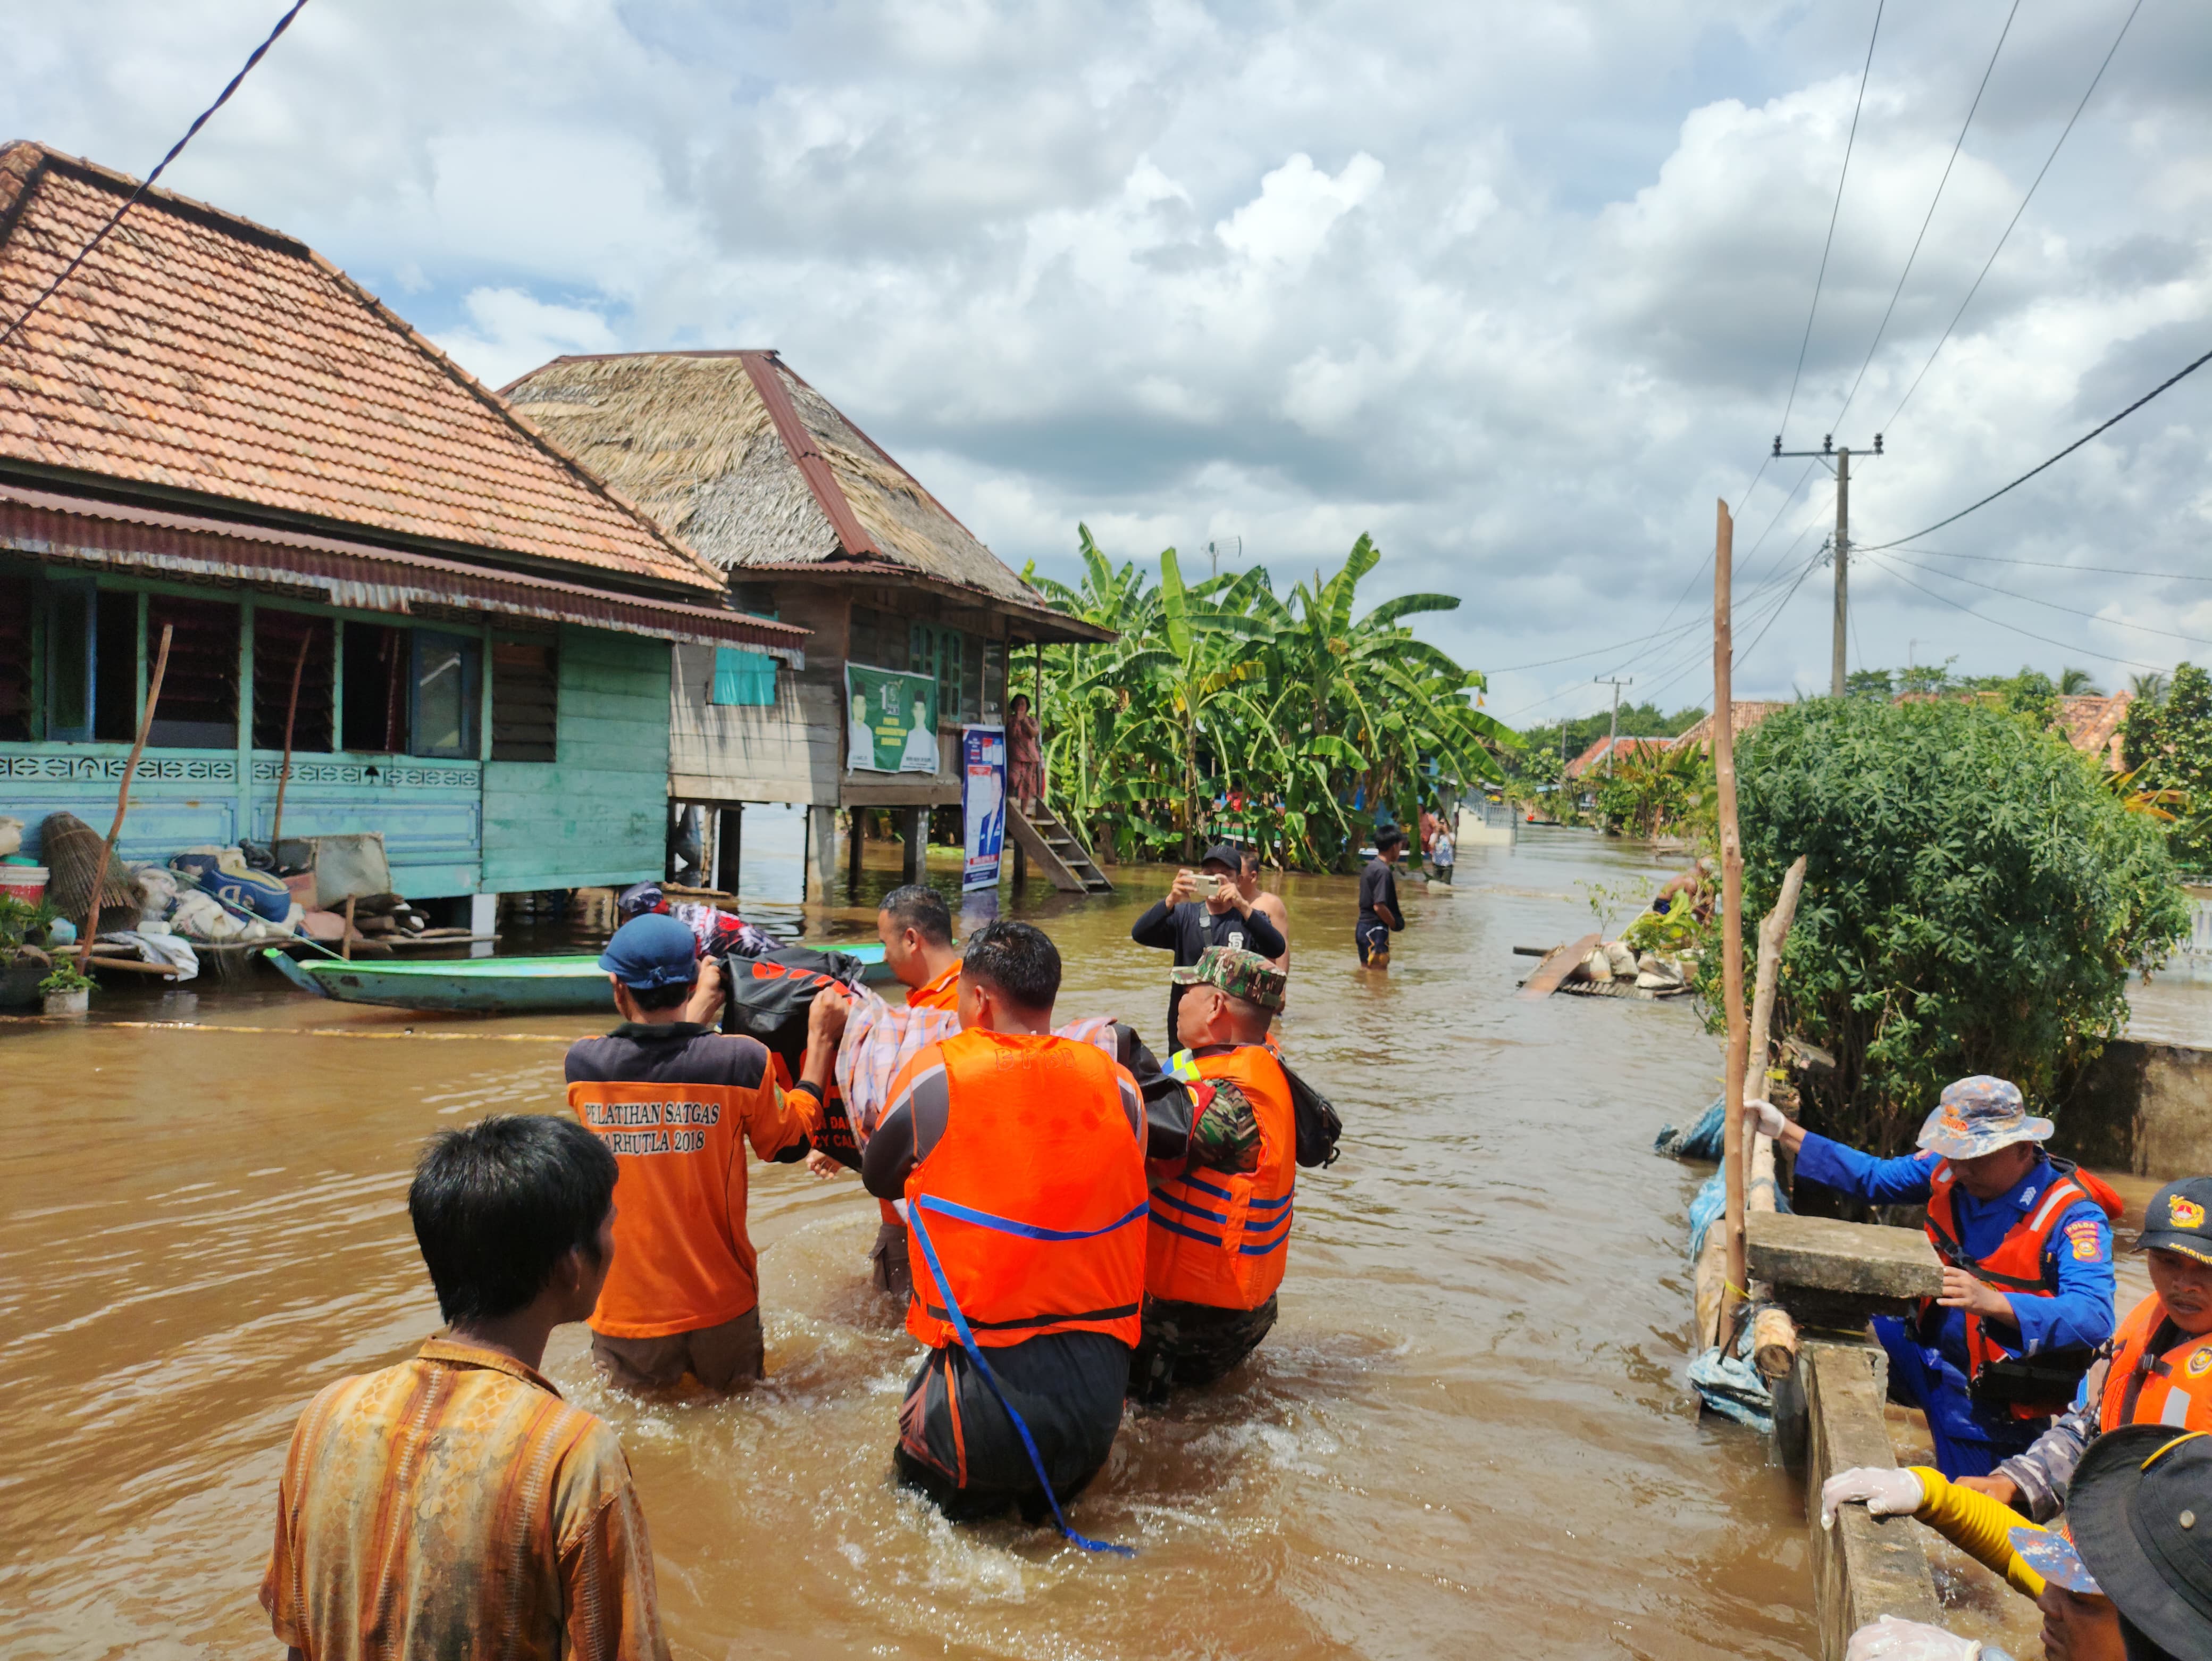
{"left": 1132, "top": 946, "right": 1297, "bottom": 1401}
{"left": 1356, "top": 828, "right": 1408, "bottom": 969}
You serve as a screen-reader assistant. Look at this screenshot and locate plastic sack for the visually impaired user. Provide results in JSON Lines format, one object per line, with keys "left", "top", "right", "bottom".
{"left": 1655, "top": 1097, "right": 1727, "bottom": 1162}
{"left": 170, "top": 853, "right": 291, "bottom": 922}
{"left": 133, "top": 864, "right": 181, "bottom": 922}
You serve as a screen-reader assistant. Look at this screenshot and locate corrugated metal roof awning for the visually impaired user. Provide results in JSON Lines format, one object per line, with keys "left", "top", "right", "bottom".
{"left": 0, "top": 481, "right": 806, "bottom": 654}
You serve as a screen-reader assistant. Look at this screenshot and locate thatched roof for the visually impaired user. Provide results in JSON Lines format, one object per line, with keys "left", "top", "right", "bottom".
{"left": 502, "top": 351, "right": 1091, "bottom": 636}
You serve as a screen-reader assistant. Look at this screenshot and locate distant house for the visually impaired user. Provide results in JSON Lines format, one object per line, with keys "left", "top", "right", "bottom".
{"left": 0, "top": 142, "right": 800, "bottom": 921}
{"left": 500, "top": 350, "right": 1109, "bottom": 894}
{"left": 1563, "top": 733, "right": 1678, "bottom": 781}
{"left": 2054, "top": 690, "right": 2133, "bottom": 769}
{"left": 1675, "top": 701, "right": 1791, "bottom": 750}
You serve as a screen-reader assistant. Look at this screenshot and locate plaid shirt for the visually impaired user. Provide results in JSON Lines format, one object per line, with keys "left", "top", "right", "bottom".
{"left": 261, "top": 1339, "right": 669, "bottom": 1661}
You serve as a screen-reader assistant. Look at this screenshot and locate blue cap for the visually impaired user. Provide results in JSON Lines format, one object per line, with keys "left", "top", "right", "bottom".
{"left": 597, "top": 913, "right": 699, "bottom": 989}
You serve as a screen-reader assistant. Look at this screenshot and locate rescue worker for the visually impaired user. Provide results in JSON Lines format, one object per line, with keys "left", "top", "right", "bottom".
{"left": 860, "top": 919, "right": 1150, "bottom": 1531}
{"left": 1130, "top": 843, "right": 1286, "bottom": 1050}
{"left": 1132, "top": 946, "right": 1296, "bottom": 1402}
{"left": 1822, "top": 1176, "right": 2212, "bottom": 1597}
{"left": 565, "top": 913, "right": 841, "bottom": 1392}
{"left": 858, "top": 883, "right": 963, "bottom": 1300}
{"left": 1750, "top": 1076, "right": 2119, "bottom": 1479}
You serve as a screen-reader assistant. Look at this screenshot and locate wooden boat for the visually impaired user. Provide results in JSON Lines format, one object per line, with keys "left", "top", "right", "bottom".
{"left": 263, "top": 942, "right": 893, "bottom": 1014}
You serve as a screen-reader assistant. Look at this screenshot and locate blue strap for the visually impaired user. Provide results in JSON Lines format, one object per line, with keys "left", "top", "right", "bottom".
{"left": 904, "top": 1201, "right": 1136, "bottom": 1557}
{"left": 917, "top": 1193, "right": 1149, "bottom": 1243}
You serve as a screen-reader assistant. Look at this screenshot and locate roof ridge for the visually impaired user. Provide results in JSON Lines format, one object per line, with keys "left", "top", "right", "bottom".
{"left": 0, "top": 139, "right": 311, "bottom": 256}
{"left": 736, "top": 349, "right": 882, "bottom": 559}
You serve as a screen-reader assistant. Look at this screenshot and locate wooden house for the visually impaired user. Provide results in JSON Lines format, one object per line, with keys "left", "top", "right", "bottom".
{"left": 499, "top": 350, "right": 1110, "bottom": 894}
{"left": 0, "top": 143, "right": 801, "bottom": 924}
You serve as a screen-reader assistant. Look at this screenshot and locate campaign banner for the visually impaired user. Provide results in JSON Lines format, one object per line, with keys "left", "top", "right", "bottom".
{"left": 844, "top": 663, "right": 940, "bottom": 773}
{"left": 961, "top": 724, "right": 1007, "bottom": 891}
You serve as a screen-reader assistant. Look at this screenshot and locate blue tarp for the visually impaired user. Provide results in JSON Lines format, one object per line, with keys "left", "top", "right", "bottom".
{"left": 1655, "top": 1097, "right": 1725, "bottom": 1161}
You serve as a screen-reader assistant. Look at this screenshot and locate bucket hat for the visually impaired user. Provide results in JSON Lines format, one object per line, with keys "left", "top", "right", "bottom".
{"left": 2068, "top": 1424, "right": 2212, "bottom": 1659}
{"left": 1915, "top": 1075, "right": 2053, "bottom": 1160}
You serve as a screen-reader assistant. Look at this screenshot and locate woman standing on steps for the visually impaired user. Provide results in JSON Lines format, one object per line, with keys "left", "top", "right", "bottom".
{"left": 1008, "top": 692, "right": 1044, "bottom": 816}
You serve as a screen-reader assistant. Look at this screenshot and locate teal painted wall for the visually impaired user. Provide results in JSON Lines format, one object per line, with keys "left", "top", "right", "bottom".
{"left": 481, "top": 625, "right": 671, "bottom": 891}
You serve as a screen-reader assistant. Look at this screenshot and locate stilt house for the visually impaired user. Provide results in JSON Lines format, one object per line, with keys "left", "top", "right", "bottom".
{"left": 0, "top": 143, "right": 801, "bottom": 922}
{"left": 499, "top": 350, "right": 1111, "bottom": 894}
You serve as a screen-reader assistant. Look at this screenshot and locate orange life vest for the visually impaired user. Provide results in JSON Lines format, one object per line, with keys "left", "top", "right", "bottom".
{"left": 2099, "top": 1292, "right": 2212, "bottom": 1433}
{"left": 1921, "top": 1157, "right": 2122, "bottom": 1417}
{"left": 903, "top": 1028, "right": 1148, "bottom": 1350}
{"left": 1148, "top": 1044, "right": 1297, "bottom": 1311}
{"left": 907, "top": 959, "right": 961, "bottom": 1012}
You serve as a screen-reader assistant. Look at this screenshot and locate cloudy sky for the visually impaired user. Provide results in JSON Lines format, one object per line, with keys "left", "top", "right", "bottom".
{"left": 10, "top": 1, "right": 2210, "bottom": 728}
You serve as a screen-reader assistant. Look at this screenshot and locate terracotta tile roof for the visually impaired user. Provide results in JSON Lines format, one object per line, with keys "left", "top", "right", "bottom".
{"left": 0, "top": 141, "right": 721, "bottom": 595}
{"left": 2054, "top": 690, "right": 2133, "bottom": 768}
{"left": 1677, "top": 700, "right": 1790, "bottom": 747}
{"left": 1564, "top": 732, "right": 1679, "bottom": 779}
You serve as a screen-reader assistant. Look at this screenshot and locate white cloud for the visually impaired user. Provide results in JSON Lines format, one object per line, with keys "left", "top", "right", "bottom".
{"left": 431, "top": 289, "right": 619, "bottom": 392}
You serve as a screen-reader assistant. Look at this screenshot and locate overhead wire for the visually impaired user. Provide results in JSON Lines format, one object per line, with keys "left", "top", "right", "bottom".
{"left": 1830, "top": 0, "right": 2019, "bottom": 433}
{"left": 1861, "top": 340, "right": 2212, "bottom": 550}
{"left": 1776, "top": 0, "right": 1886, "bottom": 447}
{"left": 1893, "top": 545, "right": 2212, "bottom": 583}
{"left": 1880, "top": 0, "right": 2146, "bottom": 435}
{"left": 0, "top": 0, "right": 312, "bottom": 352}
{"left": 1879, "top": 547, "right": 2212, "bottom": 648}
{"left": 1862, "top": 552, "right": 2168, "bottom": 673}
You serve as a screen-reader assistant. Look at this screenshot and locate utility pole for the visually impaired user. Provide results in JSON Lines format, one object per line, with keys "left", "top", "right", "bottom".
{"left": 1772, "top": 432, "right": 1884, "bottom": 698}
{"left": 1594, "top": 675, "right": 1632, "bottom": 774}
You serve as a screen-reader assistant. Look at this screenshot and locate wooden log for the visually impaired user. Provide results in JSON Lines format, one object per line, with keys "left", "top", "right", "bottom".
{"left": 1752, "top": 1304, "right": 1800, "bottom": 1381}
{"left": 342, "top": 895, "right": 356, "bottom": 962}
{"left": 78, "top": 624, "right": 173, "bottom": 972}
{"left": 1713, "top": 501, "right": 1752, "bottom": 1334}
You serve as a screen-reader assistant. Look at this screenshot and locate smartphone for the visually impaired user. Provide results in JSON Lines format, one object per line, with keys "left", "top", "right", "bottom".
{"left": 1189, "top": 873, "right": 1222, "bottom": 899}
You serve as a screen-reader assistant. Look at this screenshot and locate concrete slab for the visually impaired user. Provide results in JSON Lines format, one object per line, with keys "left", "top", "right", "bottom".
{"left": 1749, "top": 1212, "right": 1942, "bottom": 1298}
{"left": 1802, "top": 1338, "right": 1944, "bottom": 1660}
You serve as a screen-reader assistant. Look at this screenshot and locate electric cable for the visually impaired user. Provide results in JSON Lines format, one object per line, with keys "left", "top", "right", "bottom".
{"left": 1776, "top": 0, "right": 1885, "bottom": 447}
{"left": 1861, "top": 340, "right": 2212, "bottom": 550}
{"left": 0, "top": 0, "right": 312, "bottom": 352}
{"left": 1831, "top": 0, "right": 2018, "bottom": 433}
{"left": 1880, "top": 547, "right": 2212, "bottom": 648}
{"left": 1893, "top": 544, "right": 2212, "bottom": 583}
{"left": 1881, "top": 0, "right": 2146, "bottom": 435}
{"left": 1862, "top": 552, "right": 2168, "bottom": 672}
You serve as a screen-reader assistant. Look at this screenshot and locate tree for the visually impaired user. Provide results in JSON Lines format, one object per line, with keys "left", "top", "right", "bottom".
{"left": 1592, "top": 738, "right": 1713, "bottom": 839}
{"left": 1714, "top": 697, "right": 2189, "bottom": 1160}
{"left": 2133, "top": 670, "right": 2171, "bottom": 706}
{"left": 1845, "top": 668, "right": 1894, "bottom": 701}
{"left": 2059, "top": 666, "right": 2103, "bottom": 696}
{"left": 2122, "top": 662, "right": 2212, "bottom": 874}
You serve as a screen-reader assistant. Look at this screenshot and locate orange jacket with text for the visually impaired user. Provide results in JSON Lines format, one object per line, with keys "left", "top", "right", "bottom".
{"left": 1149, "top": 1042, "right": 1296, "bottom": 1309}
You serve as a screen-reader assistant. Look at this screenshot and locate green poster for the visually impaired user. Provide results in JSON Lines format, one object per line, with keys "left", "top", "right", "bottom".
{"left": 845, "top": 663, "right": 940, "bottom": 774}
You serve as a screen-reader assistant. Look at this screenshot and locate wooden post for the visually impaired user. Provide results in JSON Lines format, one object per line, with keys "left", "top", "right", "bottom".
{"left": 78, "top": 624, "right": 173, "bottom": 970}
{"left": 1714, "top": 500, "right": 1751, "bottom": 1337}
{"left": 270, "top": 628, "right": 312, "bottom": 848}
{"left": 847, "top": 806, "right": 864, "bottom": 890}
{"left": 716, "top": 805, "right": 743, "bottom": 896}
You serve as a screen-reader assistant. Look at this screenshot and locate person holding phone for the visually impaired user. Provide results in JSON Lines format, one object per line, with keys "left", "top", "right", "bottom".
{"left": 1129, "top": 844, "right": 1286, "bottom": 1050}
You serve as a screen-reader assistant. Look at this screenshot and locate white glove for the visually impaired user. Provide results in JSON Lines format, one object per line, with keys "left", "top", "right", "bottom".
{"left": 1744, "top": 1098, "right": 1789, "bottom": 1140}
{"left": 1821, "top": 1465, "right": 1925, "bottom": 1529}
{"left": 1844, "top": 1615, "right": 1982, "bottom": 1660}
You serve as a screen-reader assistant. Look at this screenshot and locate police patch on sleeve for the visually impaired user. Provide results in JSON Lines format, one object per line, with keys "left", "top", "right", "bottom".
{"left": 2065, "top": 1218, "right": 2105, "bottom": 1262}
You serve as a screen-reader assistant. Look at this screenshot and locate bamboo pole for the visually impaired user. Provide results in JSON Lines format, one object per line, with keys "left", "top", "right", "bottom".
{"left": 1746, "top": 855, "right": 1808, "bottom": 1378}
{"left": 78, "top": 625, "right": 173, "bottom": 971}
{"left": 1714, "top": 502, "right": 1751, "bottom": 1336}
{"left": 269, "top": 628, "right": 312, "bottom": 848}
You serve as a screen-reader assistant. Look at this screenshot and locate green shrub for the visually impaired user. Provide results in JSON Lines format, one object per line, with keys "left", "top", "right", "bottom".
{"left": 1710, "top": 697, "right": 2189, "bottom": 1155}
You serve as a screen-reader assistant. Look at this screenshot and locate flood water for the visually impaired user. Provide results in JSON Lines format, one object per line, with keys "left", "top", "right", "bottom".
{"left": 4, "top": 828, "right": 1826, "bottom": 1659}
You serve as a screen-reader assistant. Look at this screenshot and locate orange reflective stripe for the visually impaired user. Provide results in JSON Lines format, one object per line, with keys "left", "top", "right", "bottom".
{"left": 1921, "top": 1164, "right": 2092, "bottom": 1410}
{"left": 903, "top": 1028, "right": 1147, "bottom": 1349}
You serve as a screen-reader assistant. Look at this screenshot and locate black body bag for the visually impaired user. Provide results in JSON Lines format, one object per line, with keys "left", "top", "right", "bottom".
{"left": 714, "top": 944, "right": 867, "bottom": 1083}
{"left": 1279, "top": 1058, "right": 1343, "bottom": 1168}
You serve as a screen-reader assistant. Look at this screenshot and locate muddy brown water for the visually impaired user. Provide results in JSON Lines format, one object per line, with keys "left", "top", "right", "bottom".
{"left": 5, "top": 829, "right": 1836, "bottom": 1658}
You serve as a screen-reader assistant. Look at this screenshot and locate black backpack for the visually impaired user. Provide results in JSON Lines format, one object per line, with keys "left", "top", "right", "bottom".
{"left": 1279, "top": 1058, "right": 1344, "bottom": 1168}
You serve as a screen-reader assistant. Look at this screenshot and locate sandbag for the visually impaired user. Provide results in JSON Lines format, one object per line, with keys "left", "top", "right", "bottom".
{"left": 38, "top": 812, "right": 138, "bottom": 918}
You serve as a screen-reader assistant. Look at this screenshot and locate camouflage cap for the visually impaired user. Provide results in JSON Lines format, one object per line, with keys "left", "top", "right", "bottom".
{"left": 1170, "top": 944, "right": 1286, "bottom": 1013}
{"left": 1915, "top": 1074, "right": 2055, "bottom": 1159}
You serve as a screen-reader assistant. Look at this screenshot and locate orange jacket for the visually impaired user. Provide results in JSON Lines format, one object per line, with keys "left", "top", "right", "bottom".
{"left": 1922, "top": 1160, "right": 2119, "bottom": 1417}
{"left": 1147, "top": 1044, "right": 1296, "bottom": 1310}
{"left": 907, "top": 958, "right": 961, "bottom": 1012}
{"left": 901, "top": 1028, "right": 1148, "bottom": 1350}
{"left": 2101, "top": 1291, "right": 2212, "bottom": 1433}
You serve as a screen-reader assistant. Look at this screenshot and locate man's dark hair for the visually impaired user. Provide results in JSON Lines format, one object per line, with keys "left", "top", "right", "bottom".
{"left": 962, "top": 918, "right": 1061, "bottom": 1011}
{"left": 1241, "top": 849, "right": 1263, "bottom": 875}
{"left": 879, "top": 883, "right": 953, "bottom": 948}
{"left": 625, "top": 980, "right": 692, "bottom": 1013}
{"left": 1376, "top": 827, "right": 1408, "bottom": 854}
{"left": 409, "top": 1115, "right": 617, "bottom": 1324}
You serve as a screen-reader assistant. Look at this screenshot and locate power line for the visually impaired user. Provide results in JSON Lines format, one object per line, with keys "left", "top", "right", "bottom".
{"left": 1831, "top": 0, "right": 2019, "bottom": 433}
{"left": 1881, "top": 0, "right": 2145, "bottom": 435}
{"left": 1488, "top": 610, "right": 1713, "bottom": 676}
{"left": 1880, "top": 547, "right": 2212, "bottom": 647}
{"left": 1896, "top": 544, "right": 2212, "bottom": 584}
{"left": 1862, "top": 552, "right": 2168, "bottom": 673}
{"left": 1776, "top": 0, "right": 1884, "bottom": 446}
{"left": 0, "top": 0, "right": 312, "bottom": 353}
{"left": 1862, "top": 340, "right": 2212, "bottom": 550}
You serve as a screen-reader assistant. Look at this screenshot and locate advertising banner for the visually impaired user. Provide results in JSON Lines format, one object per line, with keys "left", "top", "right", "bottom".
{"left": 961, "top": 724, "right": 1007, "bottom": 891}
{"left": 844, "top": 663, "right": 940, "bottom": 774}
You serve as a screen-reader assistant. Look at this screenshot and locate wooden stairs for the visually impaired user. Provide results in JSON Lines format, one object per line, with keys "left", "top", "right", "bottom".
{"left": 1008, "top": 803, "right": 1115, "bottom": 894}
